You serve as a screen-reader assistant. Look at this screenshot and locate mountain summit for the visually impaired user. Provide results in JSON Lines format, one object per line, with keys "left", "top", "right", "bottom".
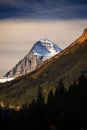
{"left": 32, "top": 38, "right": 62, "bottom": 61}
{"left": 5, "top": 38, "right": 62, "bottom": 78}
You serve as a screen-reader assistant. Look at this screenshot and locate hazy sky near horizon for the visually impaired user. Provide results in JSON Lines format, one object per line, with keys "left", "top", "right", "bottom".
{"left": 0, "top": 0, "right": 87, "bottom": 76}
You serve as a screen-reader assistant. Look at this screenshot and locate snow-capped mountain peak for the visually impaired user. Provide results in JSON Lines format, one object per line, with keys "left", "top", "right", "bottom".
{"left": 3, "top": 38, "right": 62, "bottom": 80}
{"left": 32, "top": 38, "right": 62, "bottom": 60}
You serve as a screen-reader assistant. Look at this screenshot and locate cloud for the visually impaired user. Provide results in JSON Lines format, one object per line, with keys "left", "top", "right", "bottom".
{"left": 0, "top": 0, "right": 87, "bottom": 19}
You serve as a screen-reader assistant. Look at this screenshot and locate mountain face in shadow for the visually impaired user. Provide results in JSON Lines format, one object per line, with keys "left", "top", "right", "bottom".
{"left": 0, "top": 28, "right": 87, "bottom": 106}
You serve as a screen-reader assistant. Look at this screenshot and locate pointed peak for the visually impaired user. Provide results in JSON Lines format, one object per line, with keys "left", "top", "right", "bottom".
{"left": 39, "top": 37, "right": 52, "bottom": 44}
{"left": 43, "top": 37, "right": 48, "bottom": 41}
{"left": 41, "top": 37, "right": 48, "bottom": 40}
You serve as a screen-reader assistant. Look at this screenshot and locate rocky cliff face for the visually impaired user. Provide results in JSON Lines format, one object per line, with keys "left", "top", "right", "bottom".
{"left": 5, "top": 38, "right": 62, "bottom": 78}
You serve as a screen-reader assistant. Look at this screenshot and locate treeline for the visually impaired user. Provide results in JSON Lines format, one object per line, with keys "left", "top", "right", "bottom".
{"left": 0, "top": 74, "right": 87, "bottom": 130}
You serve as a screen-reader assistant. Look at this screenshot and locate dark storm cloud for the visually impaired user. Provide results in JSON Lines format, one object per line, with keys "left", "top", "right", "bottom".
{"left": 0, "top": 0, "right": 87, "bottom": 19}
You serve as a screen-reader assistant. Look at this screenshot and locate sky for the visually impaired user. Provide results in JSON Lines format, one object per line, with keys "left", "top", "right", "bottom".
{"left": 0, "top": 0, "right": 87, "bottom": 77}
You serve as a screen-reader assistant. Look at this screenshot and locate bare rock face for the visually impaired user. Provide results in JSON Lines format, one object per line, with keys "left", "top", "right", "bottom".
{"left": 4, "top": 38, "right": 62, "bottom": 78}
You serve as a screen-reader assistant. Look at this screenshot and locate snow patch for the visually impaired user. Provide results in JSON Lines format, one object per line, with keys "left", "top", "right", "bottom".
{"left": 0, "top": 77, "right": 14, "bottom": 83}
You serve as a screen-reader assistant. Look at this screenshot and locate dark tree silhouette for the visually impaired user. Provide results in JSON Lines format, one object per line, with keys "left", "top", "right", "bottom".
{"left": 37, "top": 86, "right": 44, "bottom": 107}
{"left": 0, "top": 75, "right": 87, "bottom": 130}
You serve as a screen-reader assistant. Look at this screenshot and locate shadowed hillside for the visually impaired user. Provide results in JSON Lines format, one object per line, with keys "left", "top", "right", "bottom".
{"left": 0, "top": 28, "right": 87, "bottom": 106}
{"left": 0, "top": 74, "right": 87, "bottom": 130}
